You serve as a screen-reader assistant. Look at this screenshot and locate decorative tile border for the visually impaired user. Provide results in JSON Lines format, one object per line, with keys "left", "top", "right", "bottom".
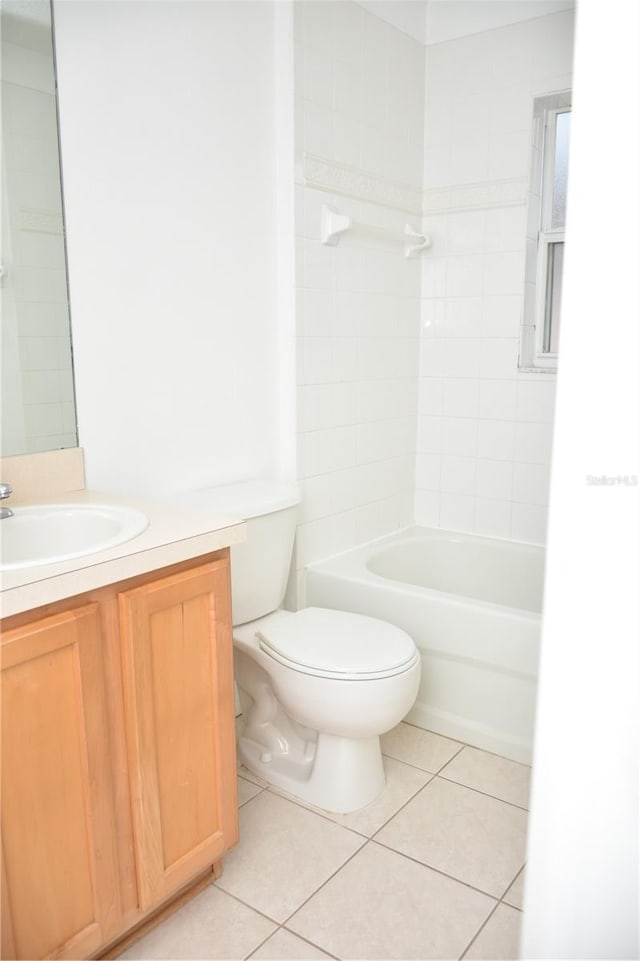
{"left": 302, "top": 153, "right": 424, "bottom": 216}
{"left": 19, "top": 206, "right": 63, "bottom": 235}
{"left": 423, "top": 178, "right": 529, "bottom": 215}
{"left": 301, "top": 155, "right": 529, "bottom": 217}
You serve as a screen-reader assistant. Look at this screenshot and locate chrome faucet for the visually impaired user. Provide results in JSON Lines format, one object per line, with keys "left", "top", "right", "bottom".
{"left": 0, "top": 482, "right": 14, "bottom": 519}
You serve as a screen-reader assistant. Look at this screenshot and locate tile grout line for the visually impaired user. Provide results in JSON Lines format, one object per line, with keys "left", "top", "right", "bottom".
{"left": 278, "top": 837, "right": 369, "bottom": 932}
{"left": 369, "top": 836, "right": 506, "bottom": 905}
{"left": 244, "top": 920, "right": 340, "bottom": 961}
{"left": 435, "top": 772, "right": 530, "bottom": 811}
{"left": 457, "top": 898, "right": 503, "bottom": 961}
{"left": 229, "top": 785, "right": 525, "bottom": 952}
{"left": 231, "top": 728, "right": 528, "bottom": 957}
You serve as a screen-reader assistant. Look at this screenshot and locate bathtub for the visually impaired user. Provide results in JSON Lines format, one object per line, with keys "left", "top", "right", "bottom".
{"left": 305, "top": 527, "right": 544, "bottom": 764}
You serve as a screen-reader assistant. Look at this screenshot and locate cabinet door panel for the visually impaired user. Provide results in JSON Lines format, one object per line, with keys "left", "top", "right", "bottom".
{"left": 119, "top": 558, "right": 237, "bottom": 910}
{"left": 1, "top": 605, "right": 119, "bottom": 960}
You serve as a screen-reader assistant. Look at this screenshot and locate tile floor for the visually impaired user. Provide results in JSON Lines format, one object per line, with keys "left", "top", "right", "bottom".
{"left": 119, "top": 722, "right": 530, "bottom": 960}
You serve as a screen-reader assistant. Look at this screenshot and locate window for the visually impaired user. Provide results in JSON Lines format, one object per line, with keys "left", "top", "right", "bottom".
{"left": 520, "top": 93, "right": 572, "bottom": 371}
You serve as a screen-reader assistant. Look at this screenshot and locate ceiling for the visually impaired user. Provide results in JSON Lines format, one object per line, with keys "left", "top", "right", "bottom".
{"left": 355, "top": 0, "right": 575, "bottom": 46}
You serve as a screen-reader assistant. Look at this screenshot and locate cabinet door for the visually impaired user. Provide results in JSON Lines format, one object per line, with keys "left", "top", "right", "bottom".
{"left": 1, "top": 605, "right": 120, "bottom": 960}
{"left": 118, "top": 557, "right": 238, "bottom": 910}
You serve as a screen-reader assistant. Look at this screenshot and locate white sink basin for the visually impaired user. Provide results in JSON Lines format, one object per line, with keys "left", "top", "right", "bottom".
{"left": 0, "top": 503, "right": 149, "bottom": 571}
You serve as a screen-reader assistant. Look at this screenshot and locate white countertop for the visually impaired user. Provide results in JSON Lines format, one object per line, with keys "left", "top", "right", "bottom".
{"left": 0, "top": 489, "right": 246, "bottom": 618}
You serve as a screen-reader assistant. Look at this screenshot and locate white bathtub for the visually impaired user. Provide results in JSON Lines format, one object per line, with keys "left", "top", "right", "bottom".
{"left": 305, "top": 527, "right": 544, "bottom": 764}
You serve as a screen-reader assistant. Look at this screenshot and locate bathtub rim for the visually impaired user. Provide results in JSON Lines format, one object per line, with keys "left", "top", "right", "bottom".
{"left": 306, "top": 525, "right": 544, "bottom": 623}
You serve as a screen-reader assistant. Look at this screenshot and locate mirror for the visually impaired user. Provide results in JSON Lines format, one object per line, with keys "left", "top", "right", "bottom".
{"left": 1, "top": 0, "right": 78, "bottom": 457}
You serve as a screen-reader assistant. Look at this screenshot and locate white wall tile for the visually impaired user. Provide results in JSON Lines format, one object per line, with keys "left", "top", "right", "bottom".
{"left": 442, "top": 339, "right": 481, "bottom": 378}
{"left": 417, "top": 415, "right": 442, "bottom": 454}
{"left": 299, "top": 289, "right": 333, "bottom": 336}
{"left": 474, "top": 497, "right": 512, "bottom": 539}
{"left": 482, "top": 296, "right": 523, "bottom": 338}
{"left": 332, "top": 337, "right": 359, "bottom": 383}
{"left": 414, "top": 8, "right": 572, "bottom": 544}
{"left": 475, "top": 458, "right": 513, "bottom": 501}
{"left": 301, "top": 239, "right": 334, "bottom": 290}
{"left": 511, "top": 502, "right": 548, "bottom": 545}
{"left": 483, "top": 252, "right": 525, "bottom": 297}
{"left": 422, "top": 258, "right": 448, "bottom": 299}
{"left": 303, "top": 46, "right": 333, "bottom": 108}
{"left": 478, "top": 338, "right": 519, "bottom": 379}
{"left": 488, "top": 130, "right": 531, "bottom": 180}
{"left": 439, "top": 492, "right": 475, "bottom": 532}
{"left": 415, "top": 489, "right": 440, "bottom": 526}
{"left": 416, "top": 452, "right": 441, "bottom": 491}
{"left": 304, "top": 100, "right": 333, "bottom": 157}
{"left": 446, "top": 255, "right": 484, "bottom": 298}
{"left": 442, "top": 378, "right": 479, "bottom": 418}
{"left": 441, "top": 417, "right": 478, "bottom": 457}
{"left": 333, "top": 111, "right": 361, "bottom": 167}
{"left": 444, "top": 298, "right": 483, "bottom": 338}
{"left": 333, "top": 0, "right": 362, "bottom": 66}
{"left": 419, "top": 378, "right": 444, "bottom": 416}
{"left": 447, "top": 210, "right": 487, "bottom": 255}
{"left": 477, "top": 419, "right": 516, "bottom": 461}
{"left": 516, "top": 380, "right": 557, "bottom": 423}
{"left": 300, "top": 474, "right": 334, "bottom": 522}
{"left": 514, "top": 421, "right": 554, "bottom": 465}
{"left": 484, "top": 206, "right": 527, "bottom": 254}
{"left": 512, "top": 462, "right": 551, "bottom": 506}
{"left": 441, "top": 455, "right": 476, "bottom": 496}
{"left": 297, "top": 337, "right": 332, "bottom": 384}
{"left": 478, "top": 379, "right": 518, "bottom": 420}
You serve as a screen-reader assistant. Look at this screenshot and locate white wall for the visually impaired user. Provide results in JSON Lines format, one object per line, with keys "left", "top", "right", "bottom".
{"left": 522, "top": 0, "right": 640, "bottom": 954}
{"left": 53, "top": 0, "right": 290, "bottom": 498}
{"left": 292, "top": 0, "right": 425, "bottom": 599}
{"left": 416, "top": 9, "right": 574, "bottom": 543}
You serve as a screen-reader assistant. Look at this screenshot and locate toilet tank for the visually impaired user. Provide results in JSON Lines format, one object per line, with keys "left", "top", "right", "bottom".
{"left": 179, "top": 480, "right": 301, "bottom": 625}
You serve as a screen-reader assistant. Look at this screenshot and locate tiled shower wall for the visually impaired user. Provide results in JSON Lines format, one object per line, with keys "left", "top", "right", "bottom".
{"left": 1, "top": 19, "right": 76, "bottom": 455}
{"left": 416, "top": 9, "right": 575, "bottom": 544}
{"left": 292, "top": 1, "right": 425, "bottom": 591}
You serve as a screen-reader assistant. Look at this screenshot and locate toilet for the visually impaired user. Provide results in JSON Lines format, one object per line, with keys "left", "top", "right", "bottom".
{"left": 181, "top": 480, "right": 420, "bottom": 814}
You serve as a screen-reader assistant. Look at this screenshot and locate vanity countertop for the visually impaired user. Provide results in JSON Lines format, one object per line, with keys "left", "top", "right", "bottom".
{"left": 0, "top": 489, "right": 245, "bottom": 618}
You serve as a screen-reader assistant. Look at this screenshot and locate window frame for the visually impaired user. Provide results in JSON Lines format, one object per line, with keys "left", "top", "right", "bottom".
{"left": 520, "top": 93, "right": 571, "bottom": 373}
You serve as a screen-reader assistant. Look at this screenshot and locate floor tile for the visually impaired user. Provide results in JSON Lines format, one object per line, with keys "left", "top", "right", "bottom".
{"left": 287, "top": 841, "right": 495, "bottom": 960}
{"left": 375, "top": 776, "right": 528, "bottom": 898}
{"left": 271, "top": 756, "right": 433, "bottom": 838}
{"left": 117, "top": 886, "right": 276, "bottom": 960}
{"left": 215, "top": 791, "right": 365, "bottom": 923}
{"left": 503, "top": 867, "right": 526, "bottom": 909}
{"left": 440, "top": 746, "right": 531, "bottom": 808}
{"left": 462, "top": 903, "right": 522, "bottom": 959}
{"left": 238, "top": 775, "right": 264, "bottom": 807}
{"left": 249, "top": 928, "right": 333, "bottom": 959}
{"left": 381, "top": 722, "right": 463, "bottom": 772}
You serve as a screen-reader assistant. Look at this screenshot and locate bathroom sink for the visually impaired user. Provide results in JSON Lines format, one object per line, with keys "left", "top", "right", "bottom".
{"left": 0, "top": 503, "right": 149, "bottom": 571}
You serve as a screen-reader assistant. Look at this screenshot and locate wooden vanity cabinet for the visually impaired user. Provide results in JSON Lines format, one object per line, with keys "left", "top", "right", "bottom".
{"left": 0, "top": 551, "right": 238, "bottom": 961}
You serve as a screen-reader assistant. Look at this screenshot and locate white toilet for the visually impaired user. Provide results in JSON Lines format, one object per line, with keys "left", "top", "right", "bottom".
{"left": 182, "top": 480, "right": 420, "bottom": 813}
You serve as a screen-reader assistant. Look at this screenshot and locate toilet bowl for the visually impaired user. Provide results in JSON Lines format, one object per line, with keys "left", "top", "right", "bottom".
{"left": 234, "top": 607, "right": 421, "bottom": 812}
{"left": 178, "top": 480, "right": 421, "bottom": 814}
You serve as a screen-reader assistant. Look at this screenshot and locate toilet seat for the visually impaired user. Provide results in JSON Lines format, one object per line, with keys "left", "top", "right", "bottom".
{"left": 256, "top": 607, "right": 418, "bottom": 681}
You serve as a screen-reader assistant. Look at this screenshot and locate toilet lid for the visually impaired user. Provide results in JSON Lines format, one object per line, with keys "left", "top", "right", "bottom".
{"left": 256, "top": 607, "right": 417, "bottom": 679}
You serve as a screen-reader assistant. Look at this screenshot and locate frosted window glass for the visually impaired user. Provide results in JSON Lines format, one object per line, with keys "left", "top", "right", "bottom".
{"left": 551, "top": 111, "right": 571, "bottom": 229}
{"left": 544, "top": 242, "right": 564, "bottom": 353}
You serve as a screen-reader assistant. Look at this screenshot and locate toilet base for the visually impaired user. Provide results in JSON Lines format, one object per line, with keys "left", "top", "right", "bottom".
{"left": 238, "top": 729, "right": 385, "bottom": 814}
